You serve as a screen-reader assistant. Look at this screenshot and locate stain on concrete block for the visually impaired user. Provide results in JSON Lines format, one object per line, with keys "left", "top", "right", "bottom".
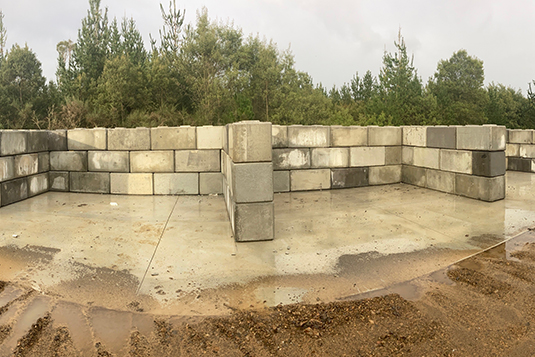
{"left": 350, "top": 146, "right": 385, "bottom": 167}
{"left": 175, "top": 150, "right": 220, "bottom": 172}
{"left": 311, "top": 148, "right": 349, "bottom": 168}
{"left": 1, "top": 130, "right": 27, "bottom": 156}
{"left": 401, "top": 165, "right": 426, "bottom": 187}
{"left": 272, "top": 125, "right": 288, "bottom": 148}
{"left": 48, "top": 130, "right": 67, "bottom": 151}
{"left": 197, "top": 126, "right": 224, "bottom": 149}
{"left": 508, "top": 129, "right": 533, "bottom": 144}
{"left": 402, "top": 126, "right": 427, "bottom": 147}
{"left": 88, "top": 151, "right": 129, "bottom": 172}
{"left": 457, "top": 125, "right": 506, "bottom": 151}
{"left": 154, "top": 173, "right": 199, "bottom": 195}
{"left": 426, "top": 126, "right": 456, "bottom": 149}
{"left": 369, "top": 165, "right": 401, "bottom": 185}
{"left": 200, "top": 172, "right": 223, "bottom": 195}
{"left": 70, "top": 172, "right": 110, "bottom": 193}
{"left": 368, "top": 126, "right": 401, "bottom": 146}
{"left": 273, "top": 170, "right": 290, "bottom": 192}
{"left": 455, "top": 173, "right": 505, "bottom": 202}
{"left": 506, "top": 143, "right": 520, "bottom": 157}
{"left": 130, "top": 151, "right": 174, "bottom": 173}
{"left": 385, "top": 146, "right": 402, "bottom": 165}
{"left": 150, "top": 126, "right": 196, "bottom": 150}
{"left": 49, "top": 171, "right": 69, "bottom": 191}
{"left": 234, "top": 202, "right": 274, "bottom": 242}
{"left": 331, "top": 167, "right": 368, "bottom": 189}
{"left": 108, "top": 128, "right": 150, "bottom": 151}
{"left": 440, "top": 149, "right": 472, "bottom": 174}
{"left": 50, "top": 151, "right": 87, "bottom": 172}
{"left": 413, "top": 147, "right": 440, "bottom": 169}
{"left": 228, "top": 121, "right": 272, "bottom": 162}
{"left": 426, "top": 169, "right": 455, "bottom": 194}
{"left": 402, "top": 146, "right": 414, "bottom": 165}
{"left": 110, "top": 173, "right": 152, "bottom": 195}
{"left": 231, "top": 162, "right": 273, "bottom": 203}
{"left": 507, "top": 157, "right": 532, "bottom": 172}
{"left": 28, "top": 173, "right": 48, "bottom": 197}
{"left": 330, "top": 126, "right": 367, "bottom": 147}
{"left": 27, "top": 131, "right": 49, "bottom": 153}
{"left": 288, "top": 125, "right": 330, "bottom": 148}
{"left": 0, "top": 157, "right": 15, "bottom": 182}
{"left": 472, "top": 151, "right": 505, "bottom": 177}
{"left": 1, "top": 177, "right": 28, "bottom": 206}
{"left": 273, "top": 148, "right": 310, "bottom": 170}
{"left": 15, "top": 154, "right": 39, "bottom": 178}
{"left": 519, "top": 144, "right": 535, "bottom": 158}
{"left": 38, "top": 152, "right": 49, "bottom": 173}
{"left": 67, "top": 128, "right": 107, "bottom": 151}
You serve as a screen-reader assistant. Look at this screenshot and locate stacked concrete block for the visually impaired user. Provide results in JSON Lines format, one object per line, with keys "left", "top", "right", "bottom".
{"left": 199, "top": 172, "right": 223, "bottom": 195}
{"left": 506, "top": 129, "right": 535, "bottom": 173}
{"left": 67, "top": 129, "right": 107, "bottom": 150}
{"left": 288, "top": 125, "right": 330, "bottom": 148}
{"left": 272, "top": 125, "right": 289, "bottom": 148}
{"left": 197, "top": 126, "right": 224, "bottom": 149}
{"left": 108, "top": 128, "right": 150, "bottom": 151}
{"left": 88, "top": 151, "right": 129, "bottom": 172}
{"left": 49, "top": 172, "right": 69, "bottom": 191}
{"left": 154, "top": 173, "right": 199, "bottom": 195}
{"left": 50, "top": 151, "right": 87, "bottom": 172}
{"left": 368, "top": 126, "right": 402, "bottom": 146}
{"left": 150, "top": 126, "right": 196, "bottom": 150}
{"left": 291, "top": 169, "right": 331, "bottom": 191}
{"left": 330, "top": 126, "right": 367, "bottom": 147}
{"left": 175, "top": 150, "right": 220, "bottom": 172}
{"left": 131, "top": 151, "right": 174, "bottom": 173}
{"left": 111, "top": 173, "right": 152, "bottom": 195}
{"left": 71, "top": 172, "right": 110, "bottom": 194}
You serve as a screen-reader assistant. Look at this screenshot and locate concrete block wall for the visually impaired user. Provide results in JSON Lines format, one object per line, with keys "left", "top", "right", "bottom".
{"left": 506, "top": 129, "right": 535, "bottom": 173}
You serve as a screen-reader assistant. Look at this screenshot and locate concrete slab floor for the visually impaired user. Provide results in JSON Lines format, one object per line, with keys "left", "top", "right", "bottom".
{"left": 0, "top": 171, "right": 534, "bottom": 316}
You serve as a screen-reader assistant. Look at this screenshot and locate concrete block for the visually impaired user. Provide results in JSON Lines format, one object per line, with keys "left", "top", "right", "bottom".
{"left": 368, "top": 126, "right": 401, "bottom": 146}
{"left": 311, "top": 148, "right": 349, "bottom": 168}
{"left": 197, "top": 126, "right": 224, "bottom": 149}
{"left": 402, "top": 126, "right": 426, "bottom": 147}
{"left": 456, "top": 125, "right": 506, "bottom": 151}
{"left": 385, "top": 146, "right": 402, "bottom": 165}
{"left": 272, "top": 125, "right": 288, "bottom": 148}
{"left": 88, "top": 151, "right": 129, "bottom": 172}
{"left": 349, "top": 147, "right": 385, "bottom": 167}
{"left": 272, "top": 148, "right": 310, "bottom": 170}
{"left": 48, "top": 130, "right": 67, "bottom": 151}
{"left": 273, "top": 170, "right": 290, "bottom": 192}
{"left": 151, "top": 126, "right": 196, "bottom": 150}
{"left": 472, "top": 151, "right": 506, "bottom": 177}
{"left": 199, "top": 172, "right": 223, "bottom": 195}
{"left": 111, "top": 173, "right": 153, "bottom": 195}
{"left": 0, "top": 157, "right": 15, "bottom": 182}
{"left": 67, "top": 128, "right": 107, "bottom": 151}
{"left": 70, "top": 172, "right": 110, "bottom": 194}
{"left": 50, "top": 151, "right": 87, "bottom": 172}
{"left": 455, "top": 174, "right": 505, "bottom": 202}
{"left": 426, "top": 169, "right": 455, "bottom": 194}
{"left": 49, "top": 171, "right": 69, "bottom": 191}
{"left": 402, "top": 146, "right": 414, "bottom": 165}
{"left": 108, "top": 128, "right": 150, "bottom": 151}
{"left": 426, "top": 126, "right": 456, "bottom": 149}
{"left": 1, "top": 130, "right": 27, "bottom": 156}
{"left": 234, "top": 202, "right": 274, "bottom": 242}
{"left": 369, "top": 165, "right": 402, "bottom": 185}
{"left": 532, "top": 159, "right": 535, "bottom": 173}
{"left": 519, "top": 144, "right": 535, "bottom": 158}
{"left": 175, "top": 150, "right": 220, "bottom": 172}
{"left": 439, "top": 149, "right": 472, "bottom": 174}
{"left": 506, "top": 144, "right": 520, "bottom": 157}
{"left": 401, "top": 165, "right": 426, "bottom": 187}
{"left": 28, "top": 173, "right": 48, "bottom": 197}
{"left": 38, "top": 152, "right": 49, "bottom": 173}
{"left": 508, "top": 129, "right": 533, "bottom": 144}
{"left": 154, "top": 173, "right": 199, "bottom": 195}
{"left": 330, "top": 126, "right": 367, "bottom": 147}
{"left": 288, "top": 125, "right": 330, "bottom": 148}
{"left": 223, "top": 125, "right": 229, "bottom": 153}
{"left": 27, "top": 131, "right": 49, "bottom": 152}
{"left": 290, "top": 169, "right": 331, "bottom": 191}
{"left": 231, "top": 162, "right": 273, "bottom": 203}
{"left": 131, "top": 151, "right": 174, "bottom": 173}
{"left": 331, "top": 168, "right": 369, "bottom": 189}
{"left": 228, "top": 121, "right": 272, "bottom": 162}
{"left": 412, "top": 147, "right": 440, "bottom": 169}
{"left": 15, "top": 154, "right": 39, "bottom": 177}
{"left": 1, "top": 177, "right": 28, "bottom": 206}
{"left": 507, "top": 157, "right": 532, "bottom": 172}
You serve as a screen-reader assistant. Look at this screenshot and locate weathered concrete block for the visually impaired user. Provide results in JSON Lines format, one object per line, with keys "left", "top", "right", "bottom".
{"left": 311, "top": 148, "right": 349, "bottom": 168}
{"left": 111, "top": 173, "right": 153, "bottom": 195}
{"left": 197, "top": 126, "right": 224, "bottom": 149}
{"left": 15, "top": 154, "right": 39, "bottom": 178}
{"left": 506, "top": 143, "right": 520, "bottom": 157}
{"left": 290, "top": 169, "right": 331, "bottom": 191}
{"left": 273, "top": 170, "right": 290, "bottom": 192}
{"left": 507, "top": 157, "right": 532, "bottom": 172}
{"left": 151, "top": 126, "right": 196, "bottom": 150}
{"left": 223, "top": 125, "right": 229, "bottom": 154}
{"left": 199, "top": 172, "right": 223, "bottom": 195}
{"left": 330, "top": 126, "right": 367, "bottom": 147}
{"left": 440, "top": 149, "right": 472, "bottom": 174}
{"left": 368, "top": 126, "right": 401, "bottom": 146}
{"left": 455, "top": 174, "right": 505, "bottom": 202}
{"left": 67, "top": 128, "right": 107, "bottom": 151}
{"left": 519, "top": 144, "right": 535, "bottom": 158}
{"left": 272, "top": 148, "right": 310, "bottom": 170}
{"left": 50, "top": 151, "right": 87, "bottom": 172}
{"left": 130, "top": 151, "right": 174, "bottom": 173}
{"left": 38, "top": 152, "right": 49, "bottom": 173}
{"left": 48, "top": 130, "right": 67, "bottom": 151}
{"left": 231, "top": 162, "right": 273, "bottom": 203}
{"left": 154, "top": 173, "right": 199, "bottom": 195}
{"left": 385, "top": 146, "right": 402, "bottom": 165}
{"left": 426, "top": 169, "right": 455, "bottom": 194}
{"left": 27, "top": 131, "right": 49, "bottom": 153}
{"left": 234, "top": 202, "right": 274, "bottom": 242}
{"left": 412, "top": 147, "right": 440, "bottom": 169}
{"left": 369, "top": 165, "right": 402, "bottom": 185}
{"left": 331, "top": 168, "right": 369, "bottom": 189}
{"left": 508, "top": 129, "right": 533, "bottom": 144}
{"left": 472, "top": 151, "right": 506, "bottom": 177}
{"left": 108, "top": 128, "right": 150, "bottom": 151}
{"left": 0, "top": 157, "right": 15, "bottom": 182}
{"left": 288, "top": 125, "right": 330, "bottom": 148}
{"left": 175, "top": 150, "right": 220, "bottom": 172}
{"left": 1, "top": 130, "right": 27, "bottom": 156}
{"left": 28, "top": 173, "right": 48, "bottom": 197}
{"left": 49, "top": 171, "right": 69, "bottom": 191}
{"left": 70, "top": 172, "right": 110, "bottom": 193}
{"left": 349, "top": 147, "right": 385, "bottom": 167}
{"left": 456, "top": 125, "right": 506, "bottom": 151}
{"left": 272, "top": 125, "right": 289, "bottom": 148}
{"left": 228, "top": 121, "right": 272, "bottom": 162}
{"left": 402, "top": 126, "right": 426, "bottom": 147}
{"left": 1, "top": 177, "right": 28, "bottom": 206}
{"left": 402, "top": 146, "right": 414, "bottom": 165}
{"left": 88, "top": 151, "right": 129, "bottom": 172}
{"left": 401, "top": 165, "right": 426, "bottom": 187}
{"left": 426, "top": 126, "right": 456, "bottom": 149}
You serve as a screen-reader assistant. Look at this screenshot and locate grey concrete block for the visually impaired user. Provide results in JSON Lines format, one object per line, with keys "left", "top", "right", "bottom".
{"left": 1, "top": 130, "right": 27, "bottom": 156}
{"left": 48, "top": 130, "right": 67, "bottom": 151}
{"left": 507, "top": 157, "right": 532, "bottom": 172}
{"left": 272, "top": 148, "right": 310, "bottom": 170}
{"left": 1, "top": 177, "right": 28, "bottom": 206}
{"left": 175, "top": 150, "right": 220, "bottom": 172}
{"left": 401, "top": 165, "right": 426, "bottom": 187}
{"left": 472, "top": 151, "right": 506, "bottom": 177}
{"left": 330, "top": 126, "right": 367, "bottom": 147}
{"left": 426, "top": 126, "right": 456, "bottom": 149}
{"left": 368, "top": 126, "right": 402, "bottom": 146}
{"left": 70, "top": 172, "right": 110, "bottom": 193}
{"left": 311, "top": 148, "right": 349, "bottom": 168}
{"left": 519, "top": 144, "right": 535, "bottom": 158}
{"left": 456, "top": 125, "right": 506, "bottom": 151}
{"left": 108, "top": 128, "right": 150, "bottom": 151}
{"left": 27, "top": 131, "right": 49, "bottom": 153}
{"left": 273, "top": 170, "right": 290, "bottom": 192}
{"left": 67, "top": 128, "right": 107, "bottom": 150}
{"left": 88, "top": 151, "right": 129, "bottom": 172}
{"left": 439, "top": 149, "right": 472, "bottom": 174}
{"left": 110, "top": 173, "right": 153, "bottom": 195}
{"left": 234, "top": 202, "right": 274, "bottom": 242}
{"left": 154, "top": 173, "right": 199, "bottom": 195}
{"left": 272, "top": 125, "right": 288, "bottom": 148}
{"left": 231, "top": 162, "right": 273, "bottom": 203}
{"left": 412, "top": 147, "right": 440, "bottom": 169}
{"left": 15, "top": 154, "right": 39, "bottom": 178}
{"left": 369, "top": 165, "right": 402, "bottom": 185}
{"left": 350, "top": 146, "right": 385, "bottom": 167}
{"left": 200, "top": 172, "right": 223, "bottom": 195}
{"left": 197, "top": 126, "right": 224, "bottom": 149}
{"left": 151, "top": 126, "right": 196, "bottom": 150}
{"left": 28, "top": 173, "right": 48, "bottom": 197}
{"left": 228, "top": 121, "right": 272, "bottom": 162}
{"left": 0, "top": 157, "right": 15, "bottom": 182}
{"left": 402, "top": 146, "right": 414, "bottom": 165}
{"left": 506, "top": 143, "right": 520, "bottom": 157}
{"left": 331, "top": 167, "right": 369, "bottom": 189}
{"left": 508, "top": 129, "right": 533, "bottom": 144}
{"left": 50, "top": 151, "right": 88, "bottom": 172}
{"left": 455, "top": 174, "right": 505, "bottom": 202}
{"left": 38, "top": 152, "right": 49, "bottom": 173}
{"left": 49, "top": 171, "right": 69, "bottom": 191}
{"left": 290, "top": 169, "right": 331, "bottom": 191}
{"left": 426, "top": 169, "right": 455, "bottom": 194}
{"left": 288, "top": 125, "right": 330, "bottom": 148}
{"left": 385, "top": 146, "right": 402, "bottom": 165}
{"left": 402, "top": 126, "right": 426, "bottom": 147}
{"left": 130, "top": 151, "right": 174, "bottom": 173}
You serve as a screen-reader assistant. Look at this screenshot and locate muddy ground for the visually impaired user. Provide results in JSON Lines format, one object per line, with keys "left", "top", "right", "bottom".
{"left": 3, "top": 235, "right": 535, "bottom": 356}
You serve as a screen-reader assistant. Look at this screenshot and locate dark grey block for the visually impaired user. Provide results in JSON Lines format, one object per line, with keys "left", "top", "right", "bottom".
{"left": 472, "top": 151, "right": 505, "bottom": 177}
{"left": 427, "top": 127, "right": 456, "bottom": 149}
{"left": 1, "top": 177, "right": 28, "bottom": 206}
{"left": 331, "top": 168, "right": 369, "bottom": 189}
{"left": 70, "top": 172, "right": 110, "bottom": 193}
{"left": 401, "top": 165, "right": 426, "bottom": 187}
{"left": 27, "top": 131, "right": 49, "bottom": 153}
{"left": 508, "top": 157, "right": 531, "bottom": 172}
{"left": 49, "top": 171, "right": 69, "bottom": 191}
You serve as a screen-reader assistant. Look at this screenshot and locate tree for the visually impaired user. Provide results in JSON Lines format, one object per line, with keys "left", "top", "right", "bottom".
{"left": 485, "top": 83, "right": 526, "bottom": 128}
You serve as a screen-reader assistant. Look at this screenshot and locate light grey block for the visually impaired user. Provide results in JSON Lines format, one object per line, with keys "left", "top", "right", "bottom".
{"left": 199, "top": 172, "right": 223, "bottom": 195}
{"left": 426, "top": 169, "right": 455, "bottom": 194}
{"left": 15, "top": 154, "right": 39, "bottom": 178}
{"left": 197, "top": 126, "right": 224, "bottom": 149}
{"left": 440, "top": 149, "right": 472, "bottom": 174}
{"left": 402, "top": 126, "right": 426, "bottom": 147}
{"left": 228, "top": 121, "right": 272, "bottom": 162}
{"left": 330, "top": 126, "right": 367, "bottom": 147}
{"left": 426, "top": 126, "right": 456, "bottom": 149}
{"left": 151, "top": 126, "right": 196, "bottom": 150}
{"left": 27, "top": 131, "right": 49, "bottom": 153}
{"left": 1, "top": 130, "right": 27, "bottom": 156}
{"left": 272, "top": 125, "right": 288, "bottom": 148}
{"left": 272, "top": 148, "right": 310, "bottom": 170}
{"left": 154, "top": 173, "right": 199, "bottom": 195}
{"left": 385, "top": 146, "right": 402, "bottom": 165}
{"left": 111, "top": 173, "right": 153, "bottom": 195}
{"left": 401, "top": 165, "right": 426, "bottom": 187}
{"left": 368, "top": 126, "right": 402, "bottom": 146}
{"left": 28, "top": 173, "right": 48, "bottom": 197}
{"left": 231, "top": 162, "right": 273, "bottom": 203}
{"left": 0, "top": 157, "right": 15, "bottom": 182}
{"left": 290, "top": 169, "right": 331, "bottom": 191}
{"left": 412, "top": 147, "right": 440, "bottom": 169}
{"left": 38, "top": 152, "right": 50, "bottom": 173}
{"left": 273, "top": 170, "right": 290, "bottom": 192}
{"left": 234, "top": 202, "right": 274, "bottom": 242}
{"left": 519, "top": 144, "right": 535, "bottom": 158}
{"left": 402, "top": 146, "right": 414, "bottom": 165}
{"left": 49, "top": 171, "right": 69, "bottom": 191}
{"left": 48, "top": 130, "right": 67, "bottom": 151}
{"left": 1, "top": 177, "right": 28, "bottom": 206}
{"left": 455, "top": 174, "right": 505, "bottom": 202}
{"left": 311, "top": 148, "right": 349, "bottom": 168}
{"left": 508, "top": 129, "right": 533, "bottom": 144}
{"left": 67, "top": 128, "right": 107, "bottom": 150}
{"left": 456, "top": 125, "right": 506, "bottom": 151}
{"left": 70, "top": 172, "right": 110, "bottom": 193}
{"left": 349, "top": 147, "right": 385, "bottom": 167}
{"left": 50, "top": 151, "right": 88, "bottom": 172}
{"left": 130, "top": 151, "right": 174, "bottom": 173}
{"left": 175, "top": 150, "right": 220, "bottom": 172}
{"left": 88, "top": 151, "right": 129, "bottom": 172}
{"left": 369, "top": 165, "right": 402, "bottom": 185}
{"left": 288, "top": 125, "right": 330, "bottom": 148}
{"left": 108, "top": 128, "right": 150, "bottom": 151}
{"left": 506, "top": 144, "right": 520, "bottom": 157}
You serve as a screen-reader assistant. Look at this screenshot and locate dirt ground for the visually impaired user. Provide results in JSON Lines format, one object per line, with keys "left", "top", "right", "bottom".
{"left": 4, "top": 234, "right": 535, "bottom": 356}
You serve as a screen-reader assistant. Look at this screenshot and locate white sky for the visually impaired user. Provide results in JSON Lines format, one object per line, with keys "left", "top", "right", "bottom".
{"left": 1, "top": 0, "right": 534, "bottom": 93}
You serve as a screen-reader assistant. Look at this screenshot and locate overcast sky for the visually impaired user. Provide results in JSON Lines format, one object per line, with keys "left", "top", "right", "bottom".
{"left": 1, "top": 0, "right": 534, "bottom": 93}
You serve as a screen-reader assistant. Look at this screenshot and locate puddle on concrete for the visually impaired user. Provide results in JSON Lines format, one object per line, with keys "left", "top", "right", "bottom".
{"left": 89, "top": 307, "right": 133, "bottom": 355}
{"left": 52, "top": 301, "right": 94, "bottom": 355}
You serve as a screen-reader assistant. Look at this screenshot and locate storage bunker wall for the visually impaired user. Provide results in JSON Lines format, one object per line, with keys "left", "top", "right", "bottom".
{"left": 506, "top": 129, "right": 535, "bottom": 173}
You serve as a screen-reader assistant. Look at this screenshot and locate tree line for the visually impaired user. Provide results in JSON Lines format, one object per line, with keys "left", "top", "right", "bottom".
{"left": 0, "top": 0, "right": 534, "bottom": 130}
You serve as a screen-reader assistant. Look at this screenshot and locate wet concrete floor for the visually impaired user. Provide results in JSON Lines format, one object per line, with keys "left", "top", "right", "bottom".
{"left": 0, "top": 171, "right": 535, "bottom": 316}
